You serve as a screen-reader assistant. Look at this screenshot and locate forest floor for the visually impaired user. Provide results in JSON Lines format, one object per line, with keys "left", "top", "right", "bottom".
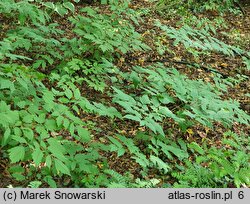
{"left": 0, "top": 0, "right": 249, "bottom": 187}
{"left": 107, "top": 0, "right": 250, "bottom": 183}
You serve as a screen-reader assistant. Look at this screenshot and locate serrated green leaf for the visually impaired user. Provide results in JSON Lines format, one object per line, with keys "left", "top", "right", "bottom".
{"left": 8, "top": 146, "right": 25, "bottom": 163}
{"left": 63, "top": 118, "right": 70, "bottom": 129}
{"left": 22, "top": 114, "right": 33, "bottom": 123}
{"left": 28, "top": 181, "right": 42, "bottom": 188}
{"left": 150, "top": 155, "right": 169, "bottom": 173}
{"left": 12, "top": 135, "right": 27, "bottom": 144}
{"left": 73, "top": 88, "right": 81, "bottom": 100}
{"left": 165, "top": 145, "right": 188, "bottom": 160}
{"left": 188, "top": 142, "right": 205, "bottom": 155}
{"left": 54, "top": 158, "right": 70, "bottom": 175}
{"left": 16, "top": 77, "right": 28, "bottom": 90}
{"left": 112, "top": 87, "right": 136, "bottom": 104}
{"left": 44, "top": 176, "right": 57, "bottom": 188}
{"left": 132, "top": 154, "right": 149, "bottom": 168}
{"left": 43, "top": 90, "right": 54, "bottom": 103}
{"left": 0, "top": 79, "right": 15, "bottom": 92}
{"left": 9, "top": 165, "right": 25, "bottom": 174}
{"left": 108, "top": 136, "right": 125, "bottom": 156}
{"left": 12, "top": 173, "right": 26, "bottom": 181}
{"left": 16, "top": 101, "right": 26, "bottom": 108}
{"left": 47, "top": 138, "right": 66, "bottom": 161}
{"left": 65, "top": 88, "right": 73, "bottom": 99}
{"left": 69, "top": 123, "right": 75, "bottom": 135}
{"left": 22, "top": 128, "right": 34, "bottom": 141}
{"left": 45, "top": 155, "right": 52, "bottom": 169}
{"left": 77, "top": 127, "right": 91, "bottom": 142}
{"left": 45, "top": 119, "right": 57, "bottom": 130}
{"left": 32, "top": 148, "right": 44, "bottom": 166}
{"left": 140, "top": 95, "right": 150, "bottom": 105}
{"left": 34, "top": 114, "right": 46, "bottom": 124}
{"left": 56, "top": 115, "right": 64, "bottom": 127}
{"left": 2, "top": 128, "right": 11, "bottom": 146}
{"left": 124, "top": 114, "right": 141, "bottom": 122}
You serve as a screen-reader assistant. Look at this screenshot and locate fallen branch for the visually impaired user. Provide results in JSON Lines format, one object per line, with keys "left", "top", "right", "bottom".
{"left": 124, "top": 55, "right": 229, "bottom": 78}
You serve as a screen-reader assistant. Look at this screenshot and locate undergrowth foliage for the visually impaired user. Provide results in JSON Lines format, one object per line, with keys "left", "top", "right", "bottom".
{"left": 0, "top": 64, "right": 108, "bottom": 186}
{"left": 112, "top": 64, "right": 249, "bottom": 134}
{"left": 0, "top": 0, "right": 249, "bottom": 188}
{"left": 156, "top": 21, "right": 244, "bottom": 57}
{"left": 156, "top": 0, "right": 242, "bottom": 15}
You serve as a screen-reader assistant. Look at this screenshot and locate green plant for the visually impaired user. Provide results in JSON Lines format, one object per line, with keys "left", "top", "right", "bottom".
{"left": 156, "top": 21, "right": 244, "bottom": 58}
{"left": 178, "top": 16, "right": 228, "bottom": 34}
{"left": 57, "top": 58, "right": 108, "bottom": 92}
{"left": 209, "top": 131, "right": 250, "bottom": 187}
{"left": 106, "top": 170, "right": 160, "bottom": 187}
{"left": 243, "top": 57, "right": 250, "bottom": 70}
{"left": 108, "top": 132, "right": 189, "bottom": 180}
{"left": 173, "top": 131, "right": 250, "bottom": 187}
{"left": 68, "top": 7, "right": 150, "bottom": 60}
{"left": 28, "top": 181, "right": 42, "bottom": 188}
{"left": 172, "top": 161, "right": 220, "bottom": 187}
{"left": 42, "top": 1, "right": 76, "bottom": 16}
{"left": 0, "top": 0, "right": 49, "bottom": 26}
{"left": 156, "top": 0, "right": 241, "bottom": 16}
{"left": 0, "top": 63, "right": 116, "bottom": 187}
{"left": 1, "top": 0, "right": 249, "bottom": 189}
{"left": 0, "top": 14, "right": 64, "bottom": 67}
{"left": 112, "top": 64, "right": 250, "bottom": 134}
{"left": 1, "top": 1, "right": 149, "bottom": 69}
{"left": 192, "top": 0, "right": 237, "bottom": 12}
{"left": 108, "top": 134, "right": 150, "bottom": 172}
{"left": 156, "top": 0, "right": 190, "bottom": 17}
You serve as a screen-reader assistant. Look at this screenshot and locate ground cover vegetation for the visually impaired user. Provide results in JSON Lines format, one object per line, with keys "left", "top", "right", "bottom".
{"left": 0, "top": 0, "right": 249, "bottom": 188}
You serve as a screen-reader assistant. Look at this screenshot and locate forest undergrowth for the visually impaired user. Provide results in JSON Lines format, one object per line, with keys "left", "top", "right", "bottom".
{"left": 0, "top": 0, "right": 249, "bottom": 188}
